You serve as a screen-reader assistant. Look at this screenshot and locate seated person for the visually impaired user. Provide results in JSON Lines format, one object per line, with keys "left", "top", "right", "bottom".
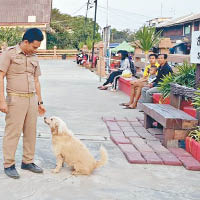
{"left": 98, "top": 50, "right": 130, "bottom": 90}
{"left": 120, "top": 54, "right": 159, "bottom": 109}
{"left": 139, "top": 54, "right": 173, "bottom": 104}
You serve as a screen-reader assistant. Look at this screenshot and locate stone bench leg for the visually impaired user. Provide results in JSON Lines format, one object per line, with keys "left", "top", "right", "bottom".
{"left": 144, "top": 114, "right": 154, "bottom": 129}
{"left": 163, "top": 129, "right": 189, "bottom": 148}
{"left": 163, "top": 128, "right": 175, "bottom": 147}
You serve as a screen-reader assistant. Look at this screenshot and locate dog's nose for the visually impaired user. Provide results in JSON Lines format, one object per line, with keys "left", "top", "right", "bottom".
{"left": 44, "top": 117, "right": 46, "bottom": 120}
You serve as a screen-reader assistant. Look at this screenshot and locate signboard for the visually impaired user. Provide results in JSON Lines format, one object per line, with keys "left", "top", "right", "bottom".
{"left": 190, "top": 31, "right": 200, "bottom": 64}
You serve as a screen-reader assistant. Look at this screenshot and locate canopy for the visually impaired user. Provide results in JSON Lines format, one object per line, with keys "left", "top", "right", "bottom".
{"left": 111, "top": 41, "right": 134, "bottom": 53}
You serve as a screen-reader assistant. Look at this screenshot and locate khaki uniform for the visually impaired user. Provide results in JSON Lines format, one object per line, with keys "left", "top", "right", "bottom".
{"left": 0, "top": 44, "right": 41, "bottom": 168}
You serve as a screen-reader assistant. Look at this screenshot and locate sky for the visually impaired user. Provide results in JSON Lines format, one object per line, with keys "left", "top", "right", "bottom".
{"left": 53, "top": 0, "right": 200, "bottom": 31}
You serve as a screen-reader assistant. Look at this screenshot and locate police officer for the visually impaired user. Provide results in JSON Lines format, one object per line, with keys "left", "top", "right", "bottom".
{"left": 0, "top": 28, "right": 46, "bottom": 179}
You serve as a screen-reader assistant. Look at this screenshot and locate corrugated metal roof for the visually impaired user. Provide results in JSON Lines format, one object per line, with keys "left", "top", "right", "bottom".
{"left": 0, "top": 0, "right": 52, "bottom": 24}
{"left": 157, "top": 13, "right": 200, "bottom": 28}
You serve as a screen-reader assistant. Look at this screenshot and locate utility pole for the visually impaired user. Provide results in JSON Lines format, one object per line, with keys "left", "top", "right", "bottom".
{"left": 106, "top": 0, "right": 109, "bottom": 26}
{"left": 90, "top": 0, "right": 97, "bottom": 69}
{"left": 84, "top": 0, "right": 90, "bottom": 43}
{"left": 161, "top": 2, "right": 163, "bottom": 17}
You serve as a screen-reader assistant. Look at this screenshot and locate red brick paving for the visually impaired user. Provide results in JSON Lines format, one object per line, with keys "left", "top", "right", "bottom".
{"left": 158, "top": 153, "right": 182, "bottom": 166}
{"left": 169, "top": 148, "right": 191, "bottom": 158}
{"left": 178, "top": 156, "right": 200, "bottom": 170}
{"left": 124, "top": 152, "right": 146, "bottom": 164}
{"left": 117, "top": 121, "right": 132, "bottom": 127}
{"left": 110, "top": 135, "right": 131, "bottom": 145}
{"left": 118, "top": 144, "right": 139, "bottom": 153}
{"left": 103, "top": 117, "right": 200, "bottom": 170}
{"left": 130, "top": 122, "right": 143, "bottom": 127}
{"left": 141, "top": 152, "right": 163, "bottom": 164}
{"left": 114, "top": 117, "right": 127, "bottom": 121}
{"left": 109, "top": 130, "right": 124, "bottom": 135}
{"left": 123, "top": 131, "right": 140, "bottom": 138}
{"left": 106, "top": 121, "right": 122, "bottom": 131}
{"left": 148, "top": 144, "right": 170, "bottom": 154}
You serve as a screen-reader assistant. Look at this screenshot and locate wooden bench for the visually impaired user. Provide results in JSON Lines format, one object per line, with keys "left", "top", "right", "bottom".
{"left": 142, "top": 103, "right": 198, "bottom": 147}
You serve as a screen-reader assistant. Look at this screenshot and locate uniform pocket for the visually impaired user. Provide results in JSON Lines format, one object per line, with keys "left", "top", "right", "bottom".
{"left": 12, "top": 58, "right": 25, "bottom": 73}
{"left": 13, "top": 58, "right": 24, "bottom": 65}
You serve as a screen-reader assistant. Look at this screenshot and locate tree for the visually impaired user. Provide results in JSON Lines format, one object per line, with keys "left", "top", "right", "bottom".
{"left": 133, "top": 26, "right": 162, "bottom": 66}
{"left": 0, "top": 27, "right": 22, "bottom": 47}
{"left": 47, "top": 8, "right": 101, "bottom": 49}
{"left": 111, "top": 28, "right": 135, "bottom": 43}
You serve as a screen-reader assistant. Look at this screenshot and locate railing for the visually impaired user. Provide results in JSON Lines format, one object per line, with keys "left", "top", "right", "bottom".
{"left": 37, "top": 48, "right": 78, "bottom": 59}
{"left": 0, "top": 48, "right": 78, "bottom": 59}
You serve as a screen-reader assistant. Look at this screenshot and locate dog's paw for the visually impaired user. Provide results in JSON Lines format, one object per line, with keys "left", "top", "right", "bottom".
{"left": 52, "top": 168, "right": 60, "bottom": 173}
{"left": 71, "top": 170, "right": 80, "bottom": 176}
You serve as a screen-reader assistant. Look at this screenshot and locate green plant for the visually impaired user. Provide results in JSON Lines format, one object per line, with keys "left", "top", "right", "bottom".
{"left": 192, "top": 90, "right": 200, "bottom": 109}
{"left": 158, "top": 73, "right": 174, "bottom": 98}
{"left": 78, "top": 41, "right": 84, "bottom": 50}
{"left": 174, "top": 62, "right": 196, "bottom": 88}
{"left": 86, "top": 38, "right": 93, "bottom": 50}
{"left": 158, "top": 62, "right": 196, "bottom": 98}
{"left": 133, "top": 26, "right": 162, "bottom": 66}
{"left": 188, "top": 126, "right": 200, "bottom": 142}
{"left": 0, "top": 27, "right": 23, "bottom": 46}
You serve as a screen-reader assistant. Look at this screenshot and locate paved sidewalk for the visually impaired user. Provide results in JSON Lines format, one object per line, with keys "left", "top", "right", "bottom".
{"left": 0, "top": 60, "right": 200, "bottom": 200}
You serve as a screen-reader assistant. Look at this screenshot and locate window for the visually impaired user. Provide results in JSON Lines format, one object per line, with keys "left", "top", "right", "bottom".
{"left": 194, "top": 21, "right": 199, "bottom": 31}
{"left": 184, "top": 24, "right": 191, "bottom": 35}
{"left": 28, "top": 16, "right": 36, "bottom": 23}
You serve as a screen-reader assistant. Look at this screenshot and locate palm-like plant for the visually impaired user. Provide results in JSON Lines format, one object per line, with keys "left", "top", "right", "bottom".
{"left": 192, "top": 90, "right": 200, "bottom": 109}
{"left": 158, "top": 62, "right": 196, "bottom": 99}
{"left": 158, "top": 73, "right": 174, "bottom": 98}
{"left": 133, "top": 26, "right": 162, "bottom": 66}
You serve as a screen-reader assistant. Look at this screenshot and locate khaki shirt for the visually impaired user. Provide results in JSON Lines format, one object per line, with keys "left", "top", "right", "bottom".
{"left": 0, "top": 44, "right": 41, "bottom": 94}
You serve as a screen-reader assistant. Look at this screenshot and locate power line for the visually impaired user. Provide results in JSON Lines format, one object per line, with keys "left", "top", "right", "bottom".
{"left": 71, "top": 2, "right": 87, "bottom": 16}
{"left": 98, "top": 7, "right": 146, "bottom": 25}
{"left": 99, "top": 5, "right": 152, "bottom": 18}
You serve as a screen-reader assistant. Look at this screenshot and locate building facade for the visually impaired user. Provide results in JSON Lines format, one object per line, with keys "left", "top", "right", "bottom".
{"left": 0, "top": 0, "right": 52, "bottom": 49}
{"left": 156, "top": 13, "right": 200, "bottom": 42}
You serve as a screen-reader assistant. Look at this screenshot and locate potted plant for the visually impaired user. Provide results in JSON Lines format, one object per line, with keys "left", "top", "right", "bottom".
{"left": 186, "top": 126, "right": 200, "bottom": 162}
{"left": 158, "top": 62, "right": 196, "bottom": 109}
{"left": 133, "top": 26, "right": 162, "bottom": 67}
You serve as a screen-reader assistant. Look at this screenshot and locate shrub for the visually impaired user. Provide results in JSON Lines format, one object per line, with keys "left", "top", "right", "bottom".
{"left": 159, "top": 62, "right": 196, "bottom": 98}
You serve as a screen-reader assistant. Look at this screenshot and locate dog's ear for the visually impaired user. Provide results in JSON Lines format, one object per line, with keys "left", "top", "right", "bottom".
{"left": 55, "top": 121, "right": 59, "bottom": 128}
{"left": 50, "top": 121, "right": 59, "bottom": 135}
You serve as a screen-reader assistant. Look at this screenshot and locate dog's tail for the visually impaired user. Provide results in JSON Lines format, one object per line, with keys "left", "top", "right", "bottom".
{"left": 95, "top": 146, "right": 108, "bottom": 168}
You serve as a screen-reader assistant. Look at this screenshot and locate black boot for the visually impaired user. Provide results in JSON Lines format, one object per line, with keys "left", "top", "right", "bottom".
{"left": 4, "top": 164, "right": 20, "bottom": 179}
{"left": 21, "top": 162, "right": 43, "bottom": 173}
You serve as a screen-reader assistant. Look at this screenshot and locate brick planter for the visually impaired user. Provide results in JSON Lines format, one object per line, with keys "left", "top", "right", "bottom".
{"left": 186, "top": 137, "right": 200, "bottom": 162}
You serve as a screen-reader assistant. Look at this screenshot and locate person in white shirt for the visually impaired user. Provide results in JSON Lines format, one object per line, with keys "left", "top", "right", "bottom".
{"left": 98, "top": 50, "right": 130, "bottom": 90}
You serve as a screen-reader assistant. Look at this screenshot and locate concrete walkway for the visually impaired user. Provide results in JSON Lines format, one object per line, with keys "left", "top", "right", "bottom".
{"left": 0, "top": 60, "right": 200, "bottom": 200}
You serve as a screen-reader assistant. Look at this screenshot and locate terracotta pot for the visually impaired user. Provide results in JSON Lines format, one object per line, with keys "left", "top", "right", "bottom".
{"left": 197, "top": 144, "right": 200, "bottom": 162}
{"left": 186, "top": 137, "right": 200, "bottom": 161}
{"left": 186, "top": 137, "right": 192, "bottom": 153}
{"left": 191, "top": 139, "right": 199, "bottom": 158}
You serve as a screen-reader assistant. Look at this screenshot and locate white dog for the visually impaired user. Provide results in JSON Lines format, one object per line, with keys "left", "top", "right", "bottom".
{"left": 44, "top": 116, "right": 108, "bottom": 175}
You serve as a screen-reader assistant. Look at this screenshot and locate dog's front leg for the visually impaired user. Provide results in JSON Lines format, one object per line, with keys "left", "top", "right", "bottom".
{"left": 52, "top": 155, "right": 63, "bottom": 173}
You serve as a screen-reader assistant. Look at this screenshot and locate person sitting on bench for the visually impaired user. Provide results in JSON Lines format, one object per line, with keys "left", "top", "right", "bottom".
{"left": 139, "top": 54, "right": 173, "bottom": 103}
{"left": 98, "top": 50, "right": 130, "bottom": 90}
{"left": 120, "top": 54, "right": 159, "bottom": 109}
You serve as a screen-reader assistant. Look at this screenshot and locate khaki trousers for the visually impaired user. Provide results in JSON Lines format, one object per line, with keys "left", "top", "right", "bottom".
{"left": 3, "top": 94, "right": 38, "bottom": 168}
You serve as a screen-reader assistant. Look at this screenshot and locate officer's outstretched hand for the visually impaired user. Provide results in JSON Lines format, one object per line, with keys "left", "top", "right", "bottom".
{"left": 38, "top": 104, "right": 46, "bottom": 116}
{"left": 0, "top": 100, "right": 8, "bottom": 114}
